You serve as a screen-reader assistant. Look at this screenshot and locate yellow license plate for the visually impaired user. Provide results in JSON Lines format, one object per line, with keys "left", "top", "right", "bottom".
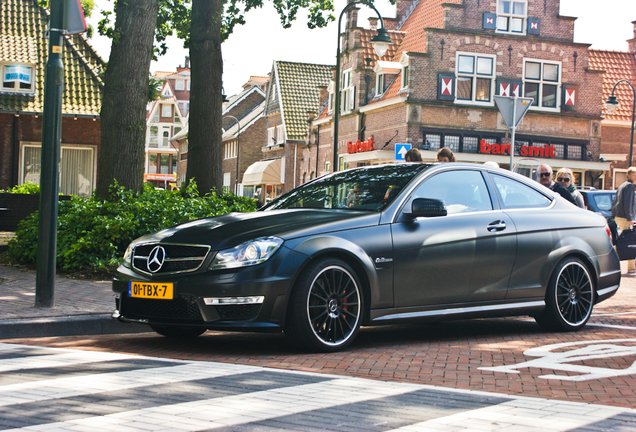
{"left": 129, "top": 282, "right": 174, "bottom": 299}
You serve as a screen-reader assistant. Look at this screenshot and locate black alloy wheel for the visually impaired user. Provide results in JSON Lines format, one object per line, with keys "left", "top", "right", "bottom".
{"left": 286, "top": 258, "right": 363, "bottom": 352}
{"left": 535, "top": 257, "right": 594, "bottom": 331}
{"left": 150, "top": 324, "right": 207, "bottom": 338}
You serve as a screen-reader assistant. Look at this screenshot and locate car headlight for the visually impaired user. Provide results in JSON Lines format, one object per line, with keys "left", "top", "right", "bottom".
{"left": 209, "top": 237, "right": 283, "bottom": 270}
{"left": 122, "top": 243, "right": 135, "bottom": 268}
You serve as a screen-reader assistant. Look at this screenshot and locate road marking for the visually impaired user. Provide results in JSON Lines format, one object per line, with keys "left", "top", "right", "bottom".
{"left": 480, "top": 339, "right": 636, "bottom": 381}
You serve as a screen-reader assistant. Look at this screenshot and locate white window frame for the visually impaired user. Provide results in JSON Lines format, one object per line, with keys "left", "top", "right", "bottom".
{"left": 276, "top": 124, "right": 285, "bottom": 144}
{"left": 161, "top": 104, "right": 171, "bottom": 117}
{"left": 174, "top": 80, "right": 184, "bottom": 91}
{"left": 399, "top": 53, "right": 410, "bottom": 90}
{"left": 1, "top": 63, "right": 35, "bottom": 94}
{"left": 327, "top": 81, "right": 335, "bottom": 114}
{"left": 523, "top": 59, "right": 561, "bottom": 112}
{"left": 455, "top": 52, "right": 496, "bottom": 106}
{"left": 19, "top": 142, "right": 96, "bottom": 197}
{"left": 224, "top": 141, "right": 237, "bottom": 159}
{"left": 496, "top": 0, "right": 527, "bottom": 35}
{"left": 187, "top": 80, "right": 191, "bottom": 91}
{"left": 376, "top": 73, "right": 385, "bottom": 96}
{"left": 341, "top": 69, "right": 355, "bottom": 113}
{"left": 267, "top": 127, "right": 275, "bottom": 146}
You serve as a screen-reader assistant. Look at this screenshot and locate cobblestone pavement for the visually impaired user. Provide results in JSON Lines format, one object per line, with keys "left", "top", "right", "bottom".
{"left": 2, "top": 265, "right": 636, "bottom": 412}
{"left": 2, "top": 342, "right": 636, "bottom": 431}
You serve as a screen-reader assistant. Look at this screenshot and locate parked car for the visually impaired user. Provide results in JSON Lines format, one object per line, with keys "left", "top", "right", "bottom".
{"left": 112, "top": 163, "right": 621, "bottom": 352}
{"left": 579, "top": 189, "right": 617, "bottom": 243}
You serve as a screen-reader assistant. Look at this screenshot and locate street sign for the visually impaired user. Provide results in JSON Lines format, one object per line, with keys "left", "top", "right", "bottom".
{"left": 395, "top": 143, "right": 411, "bottom": 161}
{"left": 494, "top": 95, "right": 533, "bottom": 128}
{"left": 63, "top": 0, "right": 87, "bottom": 35}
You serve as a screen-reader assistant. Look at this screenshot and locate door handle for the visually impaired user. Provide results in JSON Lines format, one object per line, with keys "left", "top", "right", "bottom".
{"left": 487, "top": 220, "right": 506, "bottom": 232}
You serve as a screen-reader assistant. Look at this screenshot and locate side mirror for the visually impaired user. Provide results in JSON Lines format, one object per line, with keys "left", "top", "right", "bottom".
{"left": 406, "top": 198, "right": 447, "bottom": 218}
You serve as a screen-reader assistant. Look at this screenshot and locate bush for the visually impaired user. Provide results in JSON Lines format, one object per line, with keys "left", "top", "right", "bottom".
{"left": 2, "top": 182, "right": 40, "bottom": 194}
{"left": 6, "top": 182, "right": 258, "bottom": 273}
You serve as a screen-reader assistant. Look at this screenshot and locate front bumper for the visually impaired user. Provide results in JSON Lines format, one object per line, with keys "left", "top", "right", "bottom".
{"left": 112, "top": 246, "right": 307, "bottom": 332}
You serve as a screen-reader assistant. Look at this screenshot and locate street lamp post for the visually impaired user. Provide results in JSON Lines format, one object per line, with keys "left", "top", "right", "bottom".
{"left": 604, "top": 79, "right": 636, "bottom": 167}
{"left": 222, "top": 115, "right": 241, "bottom": 193}
{"left": 332, "top": 1, "right": 392, "bottom": 172}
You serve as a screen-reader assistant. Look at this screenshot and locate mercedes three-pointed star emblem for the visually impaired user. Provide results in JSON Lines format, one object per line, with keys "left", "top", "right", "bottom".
{"left": 147, "top": 246, "right": 166, "bottom": 273}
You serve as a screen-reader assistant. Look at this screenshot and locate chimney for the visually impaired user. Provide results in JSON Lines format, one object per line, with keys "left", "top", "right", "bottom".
{"left": 368, "top": 17, "right": 378, "bottom": 30}
{"left": 629, "top": 20, "right": 636, "bottom": 53}
{"left": 318, "top": 85, "right": 329, "bottom": 104}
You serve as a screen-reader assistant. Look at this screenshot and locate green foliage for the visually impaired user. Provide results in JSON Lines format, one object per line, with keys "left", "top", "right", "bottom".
{"left": 1, "top": 182, "right": 41, "bottom": 194}
{"left": 148, "top": 77, "right": 163, "bottom": 102}
{"left": 6, "top": 181, "right": 257, "bottom": 273}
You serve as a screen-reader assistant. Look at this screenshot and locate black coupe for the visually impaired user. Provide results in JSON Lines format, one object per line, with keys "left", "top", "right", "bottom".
{"left": 112, "top": 163, "right": 621, "bottom": 352}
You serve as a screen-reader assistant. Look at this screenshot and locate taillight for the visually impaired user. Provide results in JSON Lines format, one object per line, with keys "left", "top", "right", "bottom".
{"left": 606, "top": 224, "right": 612, "bottom": 241}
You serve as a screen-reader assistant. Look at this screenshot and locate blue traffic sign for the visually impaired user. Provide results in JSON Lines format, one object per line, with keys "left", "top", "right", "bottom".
{"left": 395, "top": 143, "right": 412, "bottom": 161}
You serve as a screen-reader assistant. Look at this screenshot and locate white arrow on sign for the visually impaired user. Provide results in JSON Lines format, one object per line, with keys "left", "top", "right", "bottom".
{"left": 398, "top": 146, "right": 408, "bottom": 158}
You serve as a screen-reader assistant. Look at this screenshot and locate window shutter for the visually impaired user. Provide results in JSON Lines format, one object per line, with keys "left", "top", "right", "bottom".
{"left": 527, "top": 17, "right": 540, "bottom": 35}
{"left": 437, "top": 74, "right": 455, "bottom": 101}
{"left": 495, "top": 79, "right": 523, "bottom": 97}
{"left": 483, "top": 13, "right": 497, "bottom": 30}
{"left": 562, "top": 84, "right": 578, "bottom": 112}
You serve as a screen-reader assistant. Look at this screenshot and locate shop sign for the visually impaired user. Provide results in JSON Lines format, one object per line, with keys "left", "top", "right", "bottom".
{"left": 347, "top": 137, "right": 376, "bottom": 154}
{"left": 479, "top": 140, "right": 556, "bottom": 158}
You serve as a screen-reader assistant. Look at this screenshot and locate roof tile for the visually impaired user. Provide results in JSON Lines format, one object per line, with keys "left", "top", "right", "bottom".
{"left": 589, "top": 49, "right": 636, "bottom": 121}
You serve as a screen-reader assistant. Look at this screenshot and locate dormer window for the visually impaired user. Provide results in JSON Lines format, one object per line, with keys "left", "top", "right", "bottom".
{"left": 1, "top": 64, "right": 35, "bottom": 94}
{"left": 373, "top": 61, "right": 401, "bottom": 97}
{"left": 376, "top": 73, "right": 386, "bottom": 95}
{"left": 496, "top": 0, "right": 526, "bottom": 34}
{"left": 399, "top": 53, "right": 410, "bottom": 90}
{"left": 341, "top": 69, "right": 355, "bottom": 113}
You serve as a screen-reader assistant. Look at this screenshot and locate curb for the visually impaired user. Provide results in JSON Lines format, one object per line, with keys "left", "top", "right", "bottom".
{"left": 0, "top": 314, "right": 150, "bottom": 339}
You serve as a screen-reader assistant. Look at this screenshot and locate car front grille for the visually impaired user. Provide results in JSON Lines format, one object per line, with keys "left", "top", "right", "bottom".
{"left": 120, "top": 292, "right": 204, "bottom": 323}
{"left": 215, "top": 304, "right": 261, "bottom": 320}
{"left": 132, "top": 243, "right": 211, "bottom": 276}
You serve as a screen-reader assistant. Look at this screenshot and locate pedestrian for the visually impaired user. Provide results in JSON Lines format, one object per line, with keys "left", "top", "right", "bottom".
{"left": 611, "top": 166, "right": 636, "bottom": 273}
{"left": 436, "top": 147, "right": 456, "bottom": 162}
{"left": 555, "top": 167, "right": 584, "bottom": 208}
{"left": 537, "top": 164, "right": 577, "bottom": 205}
{"left": 404, "top": 148, "right": 422, "bottom": 162}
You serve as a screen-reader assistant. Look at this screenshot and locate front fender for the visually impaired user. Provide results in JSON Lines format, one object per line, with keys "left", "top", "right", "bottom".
{"left": 288, "top": 235, "right": 382, "bottom": 308}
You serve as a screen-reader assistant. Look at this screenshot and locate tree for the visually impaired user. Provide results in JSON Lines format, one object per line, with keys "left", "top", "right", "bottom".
{"left": 96, "top": 0, "right": 337, "bottom": 197}
{"left": 95, "top": 0, "right": 160, "bottom": 197}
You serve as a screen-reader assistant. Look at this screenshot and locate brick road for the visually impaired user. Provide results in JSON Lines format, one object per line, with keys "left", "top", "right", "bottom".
{"left": 5, "top": 269, "right": 636, "bottom": 411}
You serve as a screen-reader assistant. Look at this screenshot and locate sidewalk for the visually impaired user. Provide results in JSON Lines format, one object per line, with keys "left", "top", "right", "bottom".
{"left": 0, "top": 265, "right": 148, "bottom": 338}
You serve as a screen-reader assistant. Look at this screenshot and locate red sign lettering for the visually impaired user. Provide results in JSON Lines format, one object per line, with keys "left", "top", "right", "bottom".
{"left": 347, "top": 137, "right": 376, "bottom": 154}
{"left": 480, "top": 139, "right": 557, "bottom": 158}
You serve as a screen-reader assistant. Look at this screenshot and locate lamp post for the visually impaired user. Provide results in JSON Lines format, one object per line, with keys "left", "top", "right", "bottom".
{"left": 222, "top": 115, "right": 241, "bottom": 193}
{"left": 332, "top": 1, "right": 392, "bottom": 172}
{"left": 604, "top": 79, "right": 636, "bottom": 167}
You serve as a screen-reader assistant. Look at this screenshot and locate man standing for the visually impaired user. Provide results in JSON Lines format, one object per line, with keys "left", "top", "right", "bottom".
{"left": 611, "top": 166, "right": 636, "bottom": 273}
{"left": 538, "top": 164, "right": 576, "bottom": 205}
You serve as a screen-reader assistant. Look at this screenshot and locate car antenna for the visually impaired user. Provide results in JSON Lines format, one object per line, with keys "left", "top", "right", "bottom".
{"left": 381, "top": 130, "right": 399, "bottom": 150}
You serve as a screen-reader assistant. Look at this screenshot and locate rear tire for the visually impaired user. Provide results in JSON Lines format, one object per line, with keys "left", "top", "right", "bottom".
{"left": 535, "top": 257, "right": 594, "bottom": 331}
{"left": 285, "top": 257, "right": 363, "bottom": 352}
{"left": 150, "top": 325, "right": 206, "bottom": 338}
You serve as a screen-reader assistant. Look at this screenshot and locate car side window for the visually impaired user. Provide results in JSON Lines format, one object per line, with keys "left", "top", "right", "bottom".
{"left": 492, "top": 174, "right": 551, "bottom": 209}
{"left": 593, "top": 194, "right": 613, "bottom": 211}
{"left": 411, "top": 170, "right": 493, "bottom": 214}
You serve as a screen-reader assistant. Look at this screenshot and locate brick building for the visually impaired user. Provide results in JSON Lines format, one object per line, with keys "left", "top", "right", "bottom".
{"left": 0, "top": 0, "right": 104, "bottom": 196}
{"left": 247, "top": 61, "right": 332, "bottom": 202}
{"left": 308, "top": 0, "right": 611, "bottom": 188}
{"left": 589, "top": 21, "right": 636, "bottom": 189}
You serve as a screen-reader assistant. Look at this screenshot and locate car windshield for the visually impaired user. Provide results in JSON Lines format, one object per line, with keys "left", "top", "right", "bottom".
{"left": 265, "top": 164, "right": 430, "bottom": 211}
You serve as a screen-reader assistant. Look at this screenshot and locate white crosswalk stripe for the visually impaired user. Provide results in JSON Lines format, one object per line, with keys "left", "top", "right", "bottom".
{"left": 0, "top": 343, "right": 635, "bottom": 432}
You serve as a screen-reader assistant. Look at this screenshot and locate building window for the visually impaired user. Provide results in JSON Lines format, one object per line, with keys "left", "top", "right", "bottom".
{"left": 161, "top": 104, "right": 171, "bottom": 117}
{"left": 524, "top": 60, "right": 560, "bottom": 109}
{"left": 402, "top": 66, "right": 409, "bottom": 89}
{"left": 187, "top": 80, "right": 191, "bottom": 91}
{"left": 2, "top": 64, "right": 35, "bottom": 93}
{"left": 496, "top": 0, "right": 526, "bottom": 34}
{"left": 20, "top": 144, "right": 94, "bottom": 196}
{"left": 339, "top": 156, "right": 349, "bottom": 171}
{"left": 223, "top": 172, "right": 231, "bottom": 192}
{"left": 341, "top": 69, "right": 355, "bottom": 113}
{"left": 376, "top": 73, "right": 385, "bottom": 96}
{"left": 149, "top": 126, "right": 159, "bottom": 148}
{"left": 224, "top": 141, "right": 237, "bottom": 159}
{"left": 325, "top": 161, "right": 331, "bottom": 173}
{"left": 163, "top": 131, "right": 170, "bottom": 147}
{"left": 276, "top": 124, "right": 285, "bottom": 144}
{"left": 174, "top": 127, "right": 182, "bottom": 136}
{"left": 175, "top": 80, "right": 184, "bottom": 91}
{"left": 456, "top": 53, "right": 495, "bottom": 104}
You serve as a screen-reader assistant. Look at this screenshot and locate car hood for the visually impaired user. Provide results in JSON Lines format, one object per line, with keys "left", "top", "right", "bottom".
{"left": 133, "top": 209, "right": 381, "bottom": 250}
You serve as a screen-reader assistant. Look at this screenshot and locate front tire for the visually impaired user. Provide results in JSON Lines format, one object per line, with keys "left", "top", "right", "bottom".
{"left": 286, "top": 258, "right": 363, "bottom": 352}
{"left": 150, "top": 325, "right": 207, "bottom": 338}
{"left": 535, "top": 257, "right": 594, "bottom": 331}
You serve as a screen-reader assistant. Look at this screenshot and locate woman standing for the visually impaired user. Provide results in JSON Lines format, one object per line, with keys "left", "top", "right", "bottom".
{"left": 555, "top": 168, "right": 584, "bottom": 208}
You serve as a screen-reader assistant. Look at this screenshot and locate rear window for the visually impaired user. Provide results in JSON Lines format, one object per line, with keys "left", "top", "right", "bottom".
{"left": 592, "top": 193, "right": 614, "bottom": 211}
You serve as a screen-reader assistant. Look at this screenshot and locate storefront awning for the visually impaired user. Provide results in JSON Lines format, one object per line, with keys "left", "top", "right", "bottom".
{"left": 242, "top": 159, "right": 283, "bottom": 185}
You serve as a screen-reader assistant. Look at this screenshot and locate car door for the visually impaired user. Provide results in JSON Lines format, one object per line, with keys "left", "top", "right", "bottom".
{"left": 392, "top": 169, "right": 517, "bottom": 308}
